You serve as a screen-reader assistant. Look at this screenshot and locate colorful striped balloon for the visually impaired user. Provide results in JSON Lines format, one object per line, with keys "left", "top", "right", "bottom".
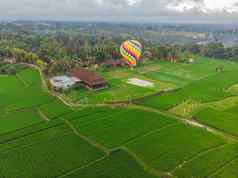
{"left": 120, "top": 40, "right": 142, "bottom": 68}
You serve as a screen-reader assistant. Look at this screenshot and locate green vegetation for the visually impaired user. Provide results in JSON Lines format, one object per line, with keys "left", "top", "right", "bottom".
{"left": 67, "top": 57, "right": 238, "bottom": 104}
{"left": 211, "top": 158, "right": 238, "bottom": 178}
{"left": 141, "top": 70, "right": 238, "bottom": 110}
{"left": 17, "top": 68, "right": 42, "bottom": 87}
{"left": 169, "top": 99, "right": 202, "bottom": 117}
{"left": 67, "top": 67, "right": 176, "bottom": 104}
{"left": 39, "top": 100, "right": 73, "bottom": 119}
{"left": 0, "top": 110, "right": 42, "bottom": 134}
{"left": 0, "top": 133, "right": 104, "bottom": 178}
{"left": 68, "top": 108, "right": 177, "bottom": 148}
{"left": 195, "top": 107, "right": 238, "bottom": 136}
{"left": 174, "top": 144, "right": 238, "bottom": 178}
{"left": 1, "top": 56, "right": 238, "bottom": 178}
{"left": 64, "top": 150, "right": 158, "bottom": 178}
{"left": 227, "top": 83, "right": 238, "bottom": 95}
{"left": 127, "top": 124, "right": 226, "bottom": 172}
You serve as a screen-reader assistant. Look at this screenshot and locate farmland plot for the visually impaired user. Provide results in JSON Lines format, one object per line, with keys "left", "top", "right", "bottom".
{"left": 69, "top": 108, "right": 177, "bottom": 149}
{"left": 17, "top": 69, "right": 42, "bottom": 87}
{"left": 0, "top": 124, "right": 71, "bottom": 153}
{"left": 39, "top": 100, "right": 74, "bottom": 119}
{"left": 64, "top": 149, "right": 158, "bottom": 178}
{"left": 0, "top": 109, "right": 43, "bottom": 134}
{"left": 141, "top": 70, "right": 238, "bottom": 110}
{"left": 127, "top": 124, "right": 226, "bottom": 172}
{"left": 174, "top": 143, "right": 238, "bottom": 178}
{"left": 0, "top": 70, "right": 54, "bottom": 111}
{"left": 1, "top": 60, "right": 238, "bottom": 178}
{"left": 211, "top": 158, "right": 238, "bottom": 178}
{"left": 0, "top": 128, "right": 104, "bottom": 178}
{"left": 194, "top": 107, "right": 238, "bottom": 136}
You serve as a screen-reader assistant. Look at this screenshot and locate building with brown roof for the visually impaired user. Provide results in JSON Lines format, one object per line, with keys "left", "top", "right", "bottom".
{"left": 67, "top": 67, "right": 107, "bottom": 90}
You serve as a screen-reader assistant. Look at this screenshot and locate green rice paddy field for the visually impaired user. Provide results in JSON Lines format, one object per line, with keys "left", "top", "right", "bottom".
{"left": 1, "top": 56, "right": 238, "bottom": 178}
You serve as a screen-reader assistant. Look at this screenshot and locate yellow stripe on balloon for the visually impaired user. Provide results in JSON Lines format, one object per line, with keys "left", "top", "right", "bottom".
{"left": 120, "top": 47, "right": 136, "bottom": 66}
{"left": 124, "top": 42, "right": 141, "bottom": 59}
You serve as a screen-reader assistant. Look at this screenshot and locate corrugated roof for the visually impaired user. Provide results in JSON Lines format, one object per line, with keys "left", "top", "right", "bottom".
{"left": 67, "top": 67, "right": 107, "bottom": 86}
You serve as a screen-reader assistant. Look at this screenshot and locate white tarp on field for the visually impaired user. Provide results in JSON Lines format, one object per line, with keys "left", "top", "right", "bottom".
{"left": 127, "top": 78, "right": 154, "bottom": 88}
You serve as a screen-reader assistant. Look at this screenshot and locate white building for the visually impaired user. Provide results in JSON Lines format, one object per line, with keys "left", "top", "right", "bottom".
{"left": 50, "top": 76, "right": 81, "bottom": 91}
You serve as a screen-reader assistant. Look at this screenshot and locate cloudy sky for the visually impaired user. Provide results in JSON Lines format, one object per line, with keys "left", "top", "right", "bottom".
{"left": 1, "top": 0, "right": 238, "bottom": 22}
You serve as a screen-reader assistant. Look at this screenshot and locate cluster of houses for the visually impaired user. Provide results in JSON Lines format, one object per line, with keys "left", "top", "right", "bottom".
{"left": 50, "top": 67, "right": 107, "bottom": 91}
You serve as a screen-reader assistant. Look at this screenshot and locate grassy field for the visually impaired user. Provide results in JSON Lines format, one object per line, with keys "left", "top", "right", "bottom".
{"left": 0, "top": 132, "right": 104, "bottom": 178}
{"left": 68, "top": 73, "right": 175, "bottom": 104}
{"left": 194, "top": 106, "right": 238, "bottom": 136}
{"left": 67, "top": 108, "right": 177, "bottom": 149}
{"left": 64, "top": 56, "right": 238, "bottom": 105}
{"left": 211, "top": 158, "right": 238, "bottom": 178}
{"left": 1, "top": 57, "right": 238, "bottom": 178}
{"left": 174, "top": 143, "right": 238, "bottom": 178}
{"left": 127, "top": 123, "right": 226, "bottom": 172}
{"left": 39, "top": 100, "right": 74, "bottom": 119}
{"left": 64, "top": 149, "right": 158, "bottom": 178}
{"left": 140, "top": 70, "right": 238, "bottom": 110}
{"left": 0, "top": 109, "right": 43, "bottom": 134}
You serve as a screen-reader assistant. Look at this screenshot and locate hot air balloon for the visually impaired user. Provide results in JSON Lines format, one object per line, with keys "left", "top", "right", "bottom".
{"left": 120, "top": 40, "right": 142, "bottom": 68}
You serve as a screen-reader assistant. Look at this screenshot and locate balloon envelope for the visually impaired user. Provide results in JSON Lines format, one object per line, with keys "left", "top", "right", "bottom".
{"left": 120, "top": 40, "right": 142, "bottom": 67}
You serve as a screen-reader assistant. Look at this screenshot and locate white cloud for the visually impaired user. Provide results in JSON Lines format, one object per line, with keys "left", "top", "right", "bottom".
{"left": 0, "top": 0, "right": 238, "bottom": 22}
{"left": 167, "top": 0, "right": 238, "bottom": 14}
{"left": 96, "top": 0, "right": 142, "bottom": 6}
{"left": 127, "top": 0, "right": 142, "bottom": 6}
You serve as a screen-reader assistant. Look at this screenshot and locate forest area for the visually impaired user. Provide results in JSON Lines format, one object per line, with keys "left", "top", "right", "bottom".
{"left": 1, "top": 22, "right": 238, "bottom": 76}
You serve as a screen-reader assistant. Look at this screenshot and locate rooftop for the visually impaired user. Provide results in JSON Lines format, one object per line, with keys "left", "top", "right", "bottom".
{"left": 50, "top": 75, "right": 78, "bottom": 90}
{"left": 67, "top": 67, "right": 107, "bottom": 86}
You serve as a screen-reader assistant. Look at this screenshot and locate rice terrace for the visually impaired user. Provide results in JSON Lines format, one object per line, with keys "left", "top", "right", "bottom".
{"left": 1, "top": 54, "right": 238, "bottom": 178}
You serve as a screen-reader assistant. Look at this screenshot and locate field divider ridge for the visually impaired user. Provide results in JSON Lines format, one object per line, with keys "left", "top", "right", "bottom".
{"left": 207, "top": 155, "right": 238, "bottom": 178}
{"left": 171, "top": 143, "right": 229, "bottom": 174}
{"left": 16, "top": 73, "right": 29, "bottom": 87}
{"left": 121, "top": 146, "right": 171, "bottom": 178}
{"left": 37, "top": 108, "right": 50, "bottom": 122}
{"left": 120, "top": 123, "right": 179, "bottom": 146}
{"left": 63, "top": 118, "right": 110, "bottom": 156}
{"left": 57, "top": 155, "right": 108, "bottom": 178}
{"left": 131, "top": 104, "right": 238, "bottom": 142}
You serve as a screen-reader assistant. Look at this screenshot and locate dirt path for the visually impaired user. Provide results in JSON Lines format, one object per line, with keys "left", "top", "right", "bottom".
{"left": 37, "top": 109, "right": 50, "bottom": 122}
{"left": 130, "top": 105, "right": 238, "bottom": 143}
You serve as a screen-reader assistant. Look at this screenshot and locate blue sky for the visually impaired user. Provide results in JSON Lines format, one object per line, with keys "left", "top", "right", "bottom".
{"left": 1, "top": 0, "right": 238, "bottom": 22}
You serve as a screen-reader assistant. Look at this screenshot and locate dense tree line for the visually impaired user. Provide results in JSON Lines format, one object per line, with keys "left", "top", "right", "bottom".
{"left": 1, "top": 29, "right": 238, "bottom": 76}
{"left": 182, "top": 43, "right": 238, "bottom": 60}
